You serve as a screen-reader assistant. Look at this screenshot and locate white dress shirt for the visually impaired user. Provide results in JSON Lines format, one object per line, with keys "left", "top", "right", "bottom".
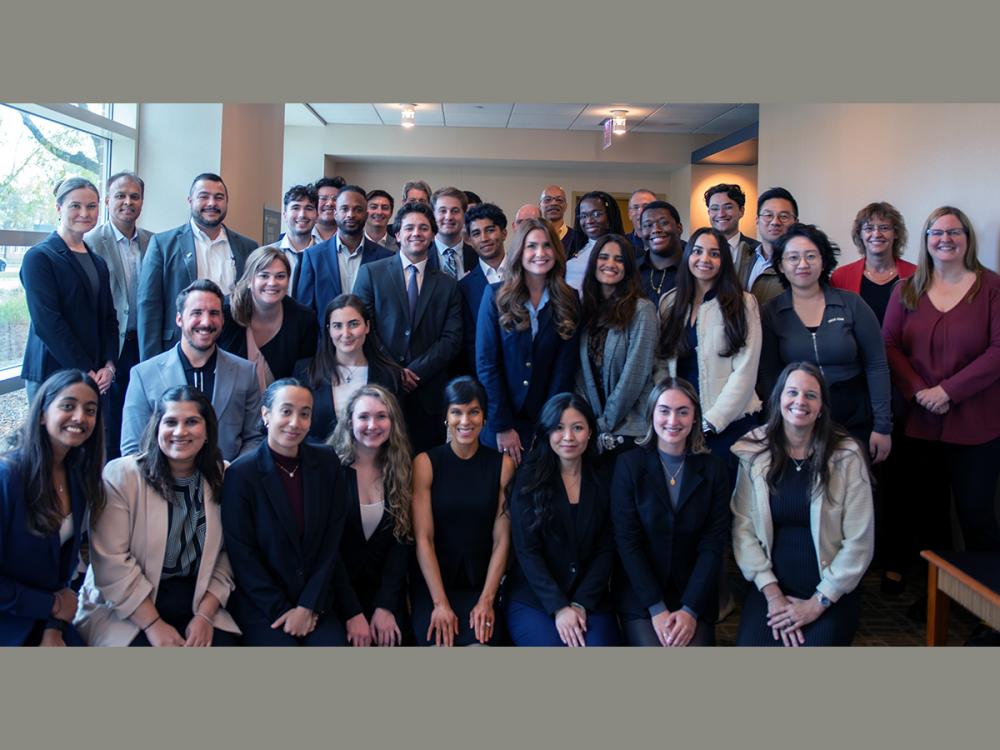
{"left": 191, "top": 219, "right": 236, "bottom": 293}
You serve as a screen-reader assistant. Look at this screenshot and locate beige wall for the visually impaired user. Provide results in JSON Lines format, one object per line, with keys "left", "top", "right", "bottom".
{"left": 220, "top": 104, "right": 285, "bottom": 243}
{"left": 689, "top": 165, "right": 758, "bottom": 238}
{"left": 757, "top": 103, "right": 1000, "bottom": 271}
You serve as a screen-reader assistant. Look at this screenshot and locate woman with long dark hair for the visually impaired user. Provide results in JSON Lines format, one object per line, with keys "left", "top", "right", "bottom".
{"left": 564, "top": 190, "right": 625, "bottom": 292}
{"left": 0, "top": 370, "right": 104, "bottom": 646}
{"left": 732, "top": 362, "right": 874, "bottom": 647}
{"left": 505, "top": 393, "right": 620, "bottom": 646}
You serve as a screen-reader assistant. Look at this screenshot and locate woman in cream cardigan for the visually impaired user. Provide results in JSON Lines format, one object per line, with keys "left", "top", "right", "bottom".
{"left": 731, "top": 362, "right": 874, "bottom": 647}
{"left": 657, "top": 227, "right": 762, "bottom": 487}
{"left": 75, "top": 386, "right": 240, "bottom": 646}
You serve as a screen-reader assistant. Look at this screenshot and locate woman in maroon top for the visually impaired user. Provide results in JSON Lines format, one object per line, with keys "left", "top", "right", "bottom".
{"left": 883, "top": 206, "right": 1000, "bottom": 579}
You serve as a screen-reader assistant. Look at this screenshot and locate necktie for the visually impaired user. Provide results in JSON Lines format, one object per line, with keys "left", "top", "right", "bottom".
{"left": 407, "top": 263, "right": 419, "bottom": 322}
{"left": 443, "top": 247, "right": 458, "bottom": 278}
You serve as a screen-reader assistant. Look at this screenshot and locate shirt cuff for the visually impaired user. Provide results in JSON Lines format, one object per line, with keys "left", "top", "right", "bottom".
{"left": 647, "top": 601, "right": 668, "bottom": 617}
{"left": 681, "top": 605, "right": 699, "bottom": 621}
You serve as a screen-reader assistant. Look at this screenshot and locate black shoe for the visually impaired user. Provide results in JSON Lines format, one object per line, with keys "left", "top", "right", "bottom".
{"left": 880, "top": 571, "right": 906, "bottom": 597}
{"left": 906, "top": 596, "right": 927, "bottom": 623}
{"left": 964, "top": 624, "right": 1000, "bottom": 647}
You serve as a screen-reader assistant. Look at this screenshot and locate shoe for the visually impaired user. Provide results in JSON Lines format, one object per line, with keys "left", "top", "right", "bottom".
{"left": 964, "top": 624, "right": 1000, "bottom": 647}
{"left": 906, "top": 596, "right": 927, "bottom": 623}
{"left": 880, "top": 571, "right": 906, "bottom": 596}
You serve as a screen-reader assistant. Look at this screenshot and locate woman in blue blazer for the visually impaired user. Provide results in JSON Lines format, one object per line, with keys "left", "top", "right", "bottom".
{"left": 611, "top": 378, "right": 731, "bottom": 647}
{"left": 222, "top": 378, "right": 354, "bottom": 646}
{"left": 476, "top": 218, "right": 580, "bottom": 463}
{"left": 0, "top": 370, "right": 105, "bottom": 646}
{"left": 506, "top": 393, "right": 620, "bottom": 646}
{"left": 20, "top": 178, "right": 118, "bottom": 404}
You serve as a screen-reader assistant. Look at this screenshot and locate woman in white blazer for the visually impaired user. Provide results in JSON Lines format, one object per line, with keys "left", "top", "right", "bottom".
{"left": 731, "top": 362, "right": 874, "bottom": 647}
{"left": 75, "top": 386, "right": 240, "bottom": 646}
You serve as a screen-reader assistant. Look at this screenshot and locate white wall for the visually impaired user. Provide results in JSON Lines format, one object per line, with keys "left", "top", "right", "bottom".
{"left": 757, "top": 103, "right": 1000, "bottom": 271}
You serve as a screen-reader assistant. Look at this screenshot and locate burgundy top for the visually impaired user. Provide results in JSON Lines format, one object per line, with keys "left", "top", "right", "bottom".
{"left": 882, "top": 270, "right": 1000, "bottom": 445}
{"left": 271, "top": 449, "right": 305, "bottom": 537}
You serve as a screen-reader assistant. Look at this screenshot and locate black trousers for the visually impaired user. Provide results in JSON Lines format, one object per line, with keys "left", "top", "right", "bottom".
{"left": 105, "top": 334, "right": 139, "bottom": 461}
{"left": 129, "top": 576, "right": 239, "bottom": 647}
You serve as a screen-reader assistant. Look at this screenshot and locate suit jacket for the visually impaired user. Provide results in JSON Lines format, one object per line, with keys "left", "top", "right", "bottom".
{"left": 222, "top": 442, "right": 355, "bottom": 625}
{"left": 84, "top": 222, "right": 153, "bottom": 354}
{"left": 561, "top": 225, "right": 582, "bottom": 255}
{"left": 507, "top": 463, "right": 615, "bottom": 614}
{"left": 137, "top": 223, "right": 257, "bottom": 360}
{"left": 353, "top": 255, "right": 463, "bottom": 414}
{"left": 74, "top": 456, "right": 239, "bottom": 646}
{"left": 219, "top": 295, "right": 319, "bottom": 380}
{"left": 427, "top": 240, "right": 478, "bottom": 279}
{"left": 736, "top": 242, "right": 784, "bottom": 308}
{"left": 294, "top": 236, "right": 393, "bottom": 327}
{"left": 0, "top": 455, "right": 87, "bottom": 646}
{"left": 611, "top": 447, "right": 730, "bottom": 621}
{"left": 20, "top": 232, "right": 119, "bottom": 382}
{"left": 458, "top": 261, "right": 491, "bottom": 372}
{"left": 121, "top": 345, "right": 263, "bottom": 461}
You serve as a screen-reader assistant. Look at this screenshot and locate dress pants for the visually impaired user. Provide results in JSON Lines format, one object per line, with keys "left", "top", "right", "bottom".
{"left": 506, "top": 600, "right": 621, "bottom": 646}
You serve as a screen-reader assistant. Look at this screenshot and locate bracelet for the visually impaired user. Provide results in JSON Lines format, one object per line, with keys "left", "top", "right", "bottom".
{"left": 142, "top": 615, "right": 161, "bottom": 632}
{"left": 195, "top": 612, "right": 214, "bottom": 627}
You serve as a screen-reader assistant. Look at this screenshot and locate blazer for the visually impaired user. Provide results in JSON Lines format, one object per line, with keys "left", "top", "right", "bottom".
{"left": 736, "top": 244, "right": 784, "bottom": 308}
{"left": 221, "top": 442, "right": 355, "bottom": 625}
{"left": 84, "top": 222, "right": 153, "bottom": 353}
{"left": 829, "top": 257, "right": 917, "bottom": 295}
{"left": 475, "top": 283, "right": 580, "bottom": 446}
{"left": 74, "top": 456, "right": 240, "bottom": 646}
{"left": 730, "top": 428, "right": 875, "bottom": 602}
{"left": 611, "top": 447, "right": 730, "bottom": 621}
{"left": 353, "top": 255, "right": 463, "bottom": 414}
{"left": 427, "top": 240, "right": 478, "bottom": 278}
{"left": 576, "top": 297, "right": 658, "bottom": 439}
{"left": 458, "top": 261, "right": 491, "bottom": 372}
{"left": 0, "top": 454, "right": 87, "bottom": 646}
{"left": 219, "top": 295, "right": 319, "bottom": 380}
{"left": 507, "top": 463, "right": 615, "bottom": 615}
{"left": 294, "top": 236, "right": 393, "bottom": 327}
{"left": 20, "top": 232, "right": 119, "bottom": 383}
{"left": 137, "top": 222, "right": 257, "bottom": 360}
{"left": 658, "top": 290, "right": 763, "bottom": 432}
{"left": 121, "top": 345, "right": 263, "bottom": 461}
{"left": 293, "top": 357, "right": 400, "bottom": 443}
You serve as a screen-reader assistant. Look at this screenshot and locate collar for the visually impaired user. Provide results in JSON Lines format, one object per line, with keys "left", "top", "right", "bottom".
{"left": 336, "top": 234, "right": 363, "bottom": 256}
{"left": 365, "top": 229, "right": 389, "bottom": 245}
{"left": 280, "top": 233, "right": 316, "bottom": 252}
{"left": 400, "top": 254, "right": 429, "bottom": 274}
{"left": 111, "top": 222, "right": 138, "bottom": 244}
{"left": 435, "top": 237, "right": 463, "bottom": 254}
{"left": 525, "top": 286, "right": 550, "bottom": 314}
{"left": 176, "top": 341, "right": 218, "bottom": 373}
{"left": 773, "top": 284, "right": 842, "bottom": 312}
{"left": 190, "top": 219, "right": 228, "bottom": 245}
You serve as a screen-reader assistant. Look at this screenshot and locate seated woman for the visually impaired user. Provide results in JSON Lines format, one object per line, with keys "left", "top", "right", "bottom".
{"left": 577, "top": 234, "right": 658, "bottom": 465}
{"left": 505, "top": 393, "right": 620, "bottom": 647}
{"left": 76, "top": 385, "right": 240, "bottom": 646}
{"left": 219, "top": 246, "right": 318, "bottom": 391}
{"left": 222, "top": 378, "right": 352, "bottom": 646}
{"left": 1, "top": 370, "right": 104, "bottom": 647}
{"left": 732, "top": 362, "right": 874, "bottom": 647}
{"left": 411, "top": 377, "right": 514, "bottom": 646}
{"left": 329, "top": 385, "right": 413, "bottom": 647}
{"left": 297, "top": 294, "right": 399, "bottom": 443}
{"left": 612, "top": 378, "right": 730, "bottom": 647}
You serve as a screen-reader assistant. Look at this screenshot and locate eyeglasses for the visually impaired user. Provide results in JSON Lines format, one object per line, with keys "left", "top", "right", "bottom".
{"left": 862, "top": 224, "right": 893, "bottom": 234}
{"left": 759, "top": 211, "right": 796, "bottom": 224}
{"left": 926, "top": 228, "right": 966, "bottom": 238}
{"left": 641, "top": 219, "right": 675, "bottom": 231}
{"left": 782, "top": 253, "right": 822, "bottom": 266}
{"left": 579, "top": 209, "right": 607, "bottom": 220}
{"left": 541, "top": 196, "right": 566, "bottom": 205}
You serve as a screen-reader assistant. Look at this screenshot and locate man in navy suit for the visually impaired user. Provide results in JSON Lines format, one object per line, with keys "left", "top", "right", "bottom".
{"left": 429, "top": 186, "right": 477, "bottom": 279}
{"left": 311, "top": 175, "right": 345, "bottom": 243}
{"left": 136, "top": 173, "right": 257, "bottom": 360}
{"left": 353, "top": 201, "right": 463, "bottom": 454}
{"left": 459, "top": 203, "right": 507, "bottom": 372}
{"left": 260, "top": 184, "right": 319, "bottom": 297}
{"left": 294, "top": 185, "right": 393, "bottom": 327}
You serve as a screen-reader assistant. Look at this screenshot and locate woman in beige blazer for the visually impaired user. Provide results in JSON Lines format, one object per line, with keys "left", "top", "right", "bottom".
{"left": 731, "top": 362, "right": 874, "bottom": 647}
{"left": 75, "top": 386, "right": 240, "bottom": 646}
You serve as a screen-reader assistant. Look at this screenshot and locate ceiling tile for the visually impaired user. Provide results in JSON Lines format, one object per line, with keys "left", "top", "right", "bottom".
{"left": 284, "top": 103, "right": 322, "bottom": 127}
{"left": 507, "top": 114, "right": 578, "bottom": 129}
{"left": 512, "top": 103, "right": 587, "bottom": 116}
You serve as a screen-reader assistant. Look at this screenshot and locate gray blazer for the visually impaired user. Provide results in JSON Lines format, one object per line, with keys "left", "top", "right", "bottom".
{"left": 120, "top": 345, "right": 263, "bottom": 461}
{"left": 576, "top": 297, "right": 658, "bottom": 439}
{"left": 84, "top": 222, "right": 152, "bottom": 354}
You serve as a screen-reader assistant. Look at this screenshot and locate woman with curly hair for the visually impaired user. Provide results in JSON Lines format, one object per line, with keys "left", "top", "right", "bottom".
{"left": 564, "top": 190, "right": 625, "bottom": 291}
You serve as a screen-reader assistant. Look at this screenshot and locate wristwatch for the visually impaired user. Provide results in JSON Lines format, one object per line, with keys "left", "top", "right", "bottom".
{"left": 815, "top": 592, "right": 832, "bottom": 608}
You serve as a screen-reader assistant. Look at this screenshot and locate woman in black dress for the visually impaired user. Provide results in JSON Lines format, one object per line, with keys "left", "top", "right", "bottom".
{"left": 732, "top": 362, "right": 874, "bottom": 646}
{"left": 411, "top": 377, "right": 515, "bottom": 646}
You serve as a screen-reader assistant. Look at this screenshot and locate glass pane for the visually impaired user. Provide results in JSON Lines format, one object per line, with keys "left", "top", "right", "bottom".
{"left": 0, "top": 389, "right": 29, "bottom": 442}
{"left": 0, "top": 243, "right": 29, "bottom": 373}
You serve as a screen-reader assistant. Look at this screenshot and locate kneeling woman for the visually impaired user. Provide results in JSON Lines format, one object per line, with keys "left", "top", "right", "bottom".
{"left": 222, "top": 379, "right": 352, "bottom": 646}
{"left": 732, "top": 362, "right": 874, "bottom": 647}
{"left": 411, "top": 377, "right": 514, "bottom": 646}
{"left": 76, "top": 386, "right": 240, "bottom": 646}
{"left": 506, "top": 393, "right": 620, "bottom": 646}
{"left": 611, "top": 378, "right": 730, "bottom": 647}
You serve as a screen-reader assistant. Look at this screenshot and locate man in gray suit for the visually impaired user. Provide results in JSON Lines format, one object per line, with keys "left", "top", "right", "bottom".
{"left": 136, "top": 172, "right": 257, "bottom": 360}
{"left": 122, "top": 279, "right": 262, "bottom": 461}
{"left": 84, "top": 171, "right": 153, "bottom": 458}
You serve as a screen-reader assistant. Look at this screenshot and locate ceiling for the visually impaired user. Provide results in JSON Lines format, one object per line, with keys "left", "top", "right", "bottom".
{"left": 285, "top": 103, "right": 758, "bottom": 135}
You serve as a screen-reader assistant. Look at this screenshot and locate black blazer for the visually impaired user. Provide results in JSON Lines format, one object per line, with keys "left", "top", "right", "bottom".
{"left": 221, "top": 441, "right": 353, "bottom": 625}
{"left": 458, "top": 262, "right": 490, "bottom": 372}
{"left": 507, "top": 463, "right": 615, "bottom": 614}
{"left": 611, "top": 447, "right": 730, "bottom": 621}
{"left": 219, "top": 295, "right": 319, "bottom": 380}
{"left": 20, "top": 232, "right": 118, "bottom": 382}
{"left": 427, "top": 241, "right": 478, "bottom": 278}
{"left": 352, "top": 255, "right": 463, "bottom": 414}
{"left": 337, "top": 468, "right": 410, "bottom": 619}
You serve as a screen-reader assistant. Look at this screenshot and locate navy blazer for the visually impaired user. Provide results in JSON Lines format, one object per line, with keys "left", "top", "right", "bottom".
{"left": 475, "top": 283, "right": 580, "bottom": 446}
{"left": 611, "top": 447, "right": 730, "bottom": 621}
{"left": 221, "top": 441, "right": 354, "bottom": 626}
{"left": 136, "top": 222, "right": 257, "bottom": 360}
{"left": 294, "top": 237, "right": 393, "bottom": 327}
{"left": 427, "top": 241, "right": 478, "bottom": 278}
{"left": 507, "top": 463, "right": 615, "bottom": 615}
{"left": 219, "top": 295, "right": 319, "bottom": 380}
{"left": 458, "top": 262, "right": 491, "bottom": 372}
{"left": 0, "top": 455, "right": 87, "bottom": 645}
{"left": 20, "top": 232, "right": 119, "bottom": 382}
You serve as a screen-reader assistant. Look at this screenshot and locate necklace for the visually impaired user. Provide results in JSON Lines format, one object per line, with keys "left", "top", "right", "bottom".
{"left": 274, "top": 460, "right": 301, "bottom": 479}
{"left": 339, "top": 364, "right": 361, "bottom": 383}
{"left": 863, "top": 265, "right": 897, "bottom": 283}
{"left": 667, "top": 460, "right": 685, "bottom": 486}
{"left": 649, "top": 266, "right": 669, "bottom": 297}
{"left": 791, "top": 456, "right": 808, "bottom": 472}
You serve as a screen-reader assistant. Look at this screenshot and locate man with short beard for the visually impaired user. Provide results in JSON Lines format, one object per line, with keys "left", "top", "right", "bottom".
{"left": 137, "top": 172, "right": 256, "bottom": 360}
{"left": 636, "top": 200, "right": 685, "bottom": 305}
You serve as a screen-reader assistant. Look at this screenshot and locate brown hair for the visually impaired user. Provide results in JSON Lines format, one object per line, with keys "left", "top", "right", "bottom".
{"left": 899, "top": 206, "right": 982, "bottom": 311}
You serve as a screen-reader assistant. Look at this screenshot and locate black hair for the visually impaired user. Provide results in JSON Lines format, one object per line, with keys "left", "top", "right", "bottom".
{"left": 568, "top": 191, "right": 624, "bottom": 256}
{"left": 107, "top": 171, "right": 145, "bottom": 197}
{"left": 391, "top": 200, "right": 438, "bottom": 237}
{"left": 283, "top": 184, "right": 318, "bottom": 208}
{"left": 639, "top": 200, "right": 681, "bottom": 225}
{"left": 464, "top": 202, "right": 508, "bottom": 232}
{"left": 771, "top": 223, "right": 839, "bottom": 288}
{"left": 189, "top": 173, "right": 226, "bottom": 196}
{"left": 308, "top": 294, "right": 400, "bottom": 390}
{"left": 463, "top": 190, "right": 482, "bottom": 206}
{"left": 443, "top": 376, "right": 488, "bottom": 414}
{"left": 704, "top": 183, "right": 746, "bottom": 210}
{"left": 337, "top": 184, "right": 368, "bottom": 201}
{"left": 366, "top": 189, "right": 394, "bottom": 212}
{"left": 314, "top": 176, "right": 346, "bottom": 192}
{"left": 175, "top": 278, "right": 224, "bottom": 317}
{"left": 756, "top": 186, "right": 798, "bottom": 217}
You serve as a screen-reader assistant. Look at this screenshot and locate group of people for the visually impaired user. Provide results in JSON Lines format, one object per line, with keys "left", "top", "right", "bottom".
{"left": 3, "top": 171, "right": 998, "bottom": 647}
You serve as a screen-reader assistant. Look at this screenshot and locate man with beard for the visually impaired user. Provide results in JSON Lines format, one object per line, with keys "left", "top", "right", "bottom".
{"left": 738, "top": 186, "right": 798, "bottom": 306}
{"left": 539, "top": 184, "right": 579, "bottom": 253}
{"left": 364, "top": 189, "right": 398, "bottom": 251}
{"left": 636, "top": 200, "right": 685, "bottom": 306}
{"left": 312, "top": 176, "right": 346, "bottom": 242}
{"left": 429, "top": 186, "right": 477, "bottom": 279}
{"left": 260, "top": 184, "right": 319, "bottom": 296}
{"left": 121, "top": 279, "right": 262, "bottom": 461}
{"left": 295, "top": 184, "right": 393, "bottom": 327}
{"left": 704, "top": 183, "right": 759, "bottom": 266}
{"left": 137, "top": 173, "right": 256, "bottom": 360}
{"left": 459, "top": 202, "right": 508, "bottom": 371}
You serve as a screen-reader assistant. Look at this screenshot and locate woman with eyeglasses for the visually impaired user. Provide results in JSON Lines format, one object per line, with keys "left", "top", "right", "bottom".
{"left": 564, "top": 191, "right": 625, "bottom": 292}
{"left": 757, "top": 224, "right": 893, "bottom": 465}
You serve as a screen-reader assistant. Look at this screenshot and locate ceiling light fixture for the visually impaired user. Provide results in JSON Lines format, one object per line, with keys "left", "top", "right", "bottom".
{"left": 401, "top": 104, "right": 416, "bottom": 128}
{"left": 611, "top": 109, "right": 628, "bottom": 135}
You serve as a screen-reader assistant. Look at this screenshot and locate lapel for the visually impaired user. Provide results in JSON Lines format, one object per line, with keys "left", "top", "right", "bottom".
{"left": 674, "top": 453, "right": 705, "bottom": 514}
{"left": 138, "top": 227, "right": 152, "bottom": 256}
{"left": 144, "top": 469, "right": 170, "bottom": 594}
{"left": 601, "top": 326, "right": 626, "bottom": 396}
{"left": 54, "top": 234, "right": 95, "bottom": 303}
{"left": 98, "top": 224, "right": 128, "bottom": 298}
{"left": 318, "top": 239, "right": 343, "bottom": 296}
{"left": 211, "top": 350, "right": 237, "bottom": 417}
{"left": 160, "top": 346, "right": 188, "bottom": 391}
{"left": 535, "top": 297, "right": 555, "bottom": 341}
{"left": 388, "top": 256, "right": 408, "bottom": 312}
{"left": 256, "top": 443, "right": 303, "bottom": 552}
{"left": 642, "top": 447, "right": 674, "bottom": 516}
{"left": 298, "top": 444, "right": 328, "bottom": 559}
{"left": 552, "top": 476, "right": 579, "bottom": 555}
{"left": 413, "top": 264, "right": 440, "bottom": 330}
{"left": 360, "top": 239, "right": 381, "bottom": 264}
{"left": 179, "top": 225, "right": 198, "bottom": 283}
{"left": 462, "top": 243, "right": 478, "bottom": 275}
